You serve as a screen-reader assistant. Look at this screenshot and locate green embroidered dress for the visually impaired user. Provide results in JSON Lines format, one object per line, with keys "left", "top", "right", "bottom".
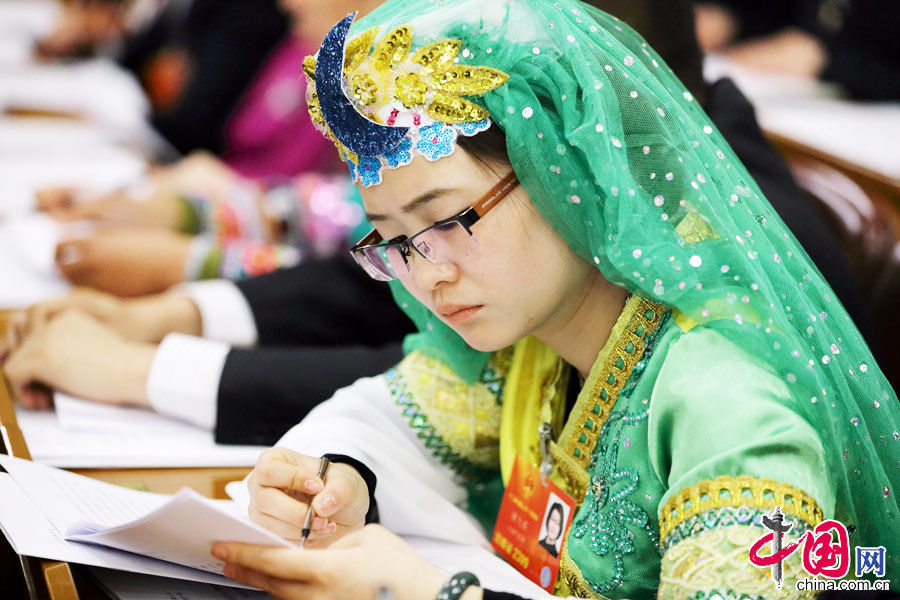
{"left": 388, "top": 295, "right": 840, "bottom": 599}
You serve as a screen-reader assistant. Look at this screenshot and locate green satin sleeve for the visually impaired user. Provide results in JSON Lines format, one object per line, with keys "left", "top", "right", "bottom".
{"left": 647, "top": 324, "right": 836, "bottom": 520}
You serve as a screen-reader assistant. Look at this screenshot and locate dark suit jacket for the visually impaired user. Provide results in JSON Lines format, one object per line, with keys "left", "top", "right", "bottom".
{"left": 708, "top": 0, "right": 900, "bottom": 100}
{"left": 214, "top": 255, "right": 413, "bottom": 445}
{"left": 119, "top": 0, "right": 289, "bottom": 155}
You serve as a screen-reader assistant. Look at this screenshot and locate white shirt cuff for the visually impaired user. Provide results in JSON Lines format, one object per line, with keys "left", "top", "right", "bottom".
{"left": 177, "top": 280, "right": 257, "bottom": 346}
{"left": 146, "top": 333, "right": 229, "bottom": 430}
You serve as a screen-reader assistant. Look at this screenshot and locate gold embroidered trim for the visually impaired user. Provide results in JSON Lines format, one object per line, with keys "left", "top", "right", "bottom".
{"left": 556, "top": 537, "right": 609, "bottom": 599}
{"left": 658, "top": 475, "right": 824, "bottom": 545}
{"left": 553, "top": 296, "right": 667, "bottom": 500}
{"left": 393, "top": 351, "right": 505, "bottom": 470}
{"left": 658, "top": 525, "right": 816, "bottom": 600}
{"left": 550, "top": 443, "right": 590, "bottom": 506}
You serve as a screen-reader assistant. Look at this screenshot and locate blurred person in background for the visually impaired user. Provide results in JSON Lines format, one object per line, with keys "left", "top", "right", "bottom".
{"left": 695, "top": 0, "right": 900, "bottom": 100}
{"left": 36, "top": 0, "right": 292, "bottom": 158}
{"left": 0, "top": 257, "right": 414, "bottom": 446}
{"left": 0, "top": 0, "right": 408, "bottom": 446}
{"left": 41, "top": 159, "right": 370, "bottom": 296}
{"left": 33, "top": 0, "right": 130, "bottom": 58}
{"left": 32, "top": 0, "right": 388, "bottom": 297}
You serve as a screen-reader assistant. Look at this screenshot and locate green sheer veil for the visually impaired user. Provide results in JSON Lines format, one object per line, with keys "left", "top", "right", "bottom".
{"left": 321, "top": 0, "right": 898, "bottom": 570}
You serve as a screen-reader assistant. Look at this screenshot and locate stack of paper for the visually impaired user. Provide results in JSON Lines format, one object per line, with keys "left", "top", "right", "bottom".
{"left": 16, "top": 394, "right": 267, "bottom": 468}
{"left": 0, "top": 455, "right": 551, "bottom": 598}
{"left": 0, "top": 455, "right": 264, "bottom": 587}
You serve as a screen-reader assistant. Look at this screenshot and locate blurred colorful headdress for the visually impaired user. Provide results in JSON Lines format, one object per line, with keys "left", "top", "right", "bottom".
{"left": 303, "top": 13, "right": 508, "bottom": 186}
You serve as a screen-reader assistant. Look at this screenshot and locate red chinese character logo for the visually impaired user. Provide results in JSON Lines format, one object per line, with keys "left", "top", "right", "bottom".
{"left": 749, "top": 509, "right": 850, "bottom": 585}
{"left": 801, "top": 519, "right": 850, "bottom": 578}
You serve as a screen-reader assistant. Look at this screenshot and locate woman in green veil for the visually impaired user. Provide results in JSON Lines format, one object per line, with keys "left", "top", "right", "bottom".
{"left": 210, "top": 0, "right": 899, "bottom": 598}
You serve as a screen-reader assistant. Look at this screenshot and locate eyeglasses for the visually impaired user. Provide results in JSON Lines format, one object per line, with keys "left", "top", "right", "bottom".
{"left": 350, "top": 172, "right": 519, "bottom": 281}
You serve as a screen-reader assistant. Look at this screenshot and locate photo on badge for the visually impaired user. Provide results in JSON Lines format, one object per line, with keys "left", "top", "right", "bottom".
{"left": 537, "top": 493, "right": 569, "bottom": 559}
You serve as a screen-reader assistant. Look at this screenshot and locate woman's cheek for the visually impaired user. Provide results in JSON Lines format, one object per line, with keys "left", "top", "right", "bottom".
{"left": 401, "top": 278, "right": 436, "bottom": 314}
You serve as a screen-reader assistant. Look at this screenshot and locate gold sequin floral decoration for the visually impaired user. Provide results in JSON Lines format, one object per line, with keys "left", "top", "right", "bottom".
{"left": 304, "top": 25, "right": 508, "bottom": 132}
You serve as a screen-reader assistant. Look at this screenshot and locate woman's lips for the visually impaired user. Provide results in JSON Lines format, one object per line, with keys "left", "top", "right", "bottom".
{"left": 437, "top": 304, "right": 484, "bottom": 324}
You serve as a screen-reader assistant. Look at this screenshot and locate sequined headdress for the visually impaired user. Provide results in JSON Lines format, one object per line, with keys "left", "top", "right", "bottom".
{"left": 303, "top": 13, "right": 509, "bottom": 186}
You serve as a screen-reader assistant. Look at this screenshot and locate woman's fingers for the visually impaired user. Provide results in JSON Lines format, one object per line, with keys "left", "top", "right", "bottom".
{"left": 222, "top": 564, "right": 315, "bottom": 600}
{"left": 55, "top": 240, "right": 93, "bottom": 285}
{"left": 253, "top": 449, "right": 329, "bottom": 493}
{"left": 247, "top": 504, "right": 306, "bottom": 542}
{"left": 249, "top": 488, "right": 335, "bottom": 539}
{"left": 253, "top": 454, "right": 365, "bottom": 519}
{"left": 249, "top": 449, "right": 368, "bottom": 542}
{"left": 221, "top": 564, "right": 276, "bottom": 593}
{"left": 18, "top": 385, "right": 54, "bottom": 410}
{"left": 213, "top": 544, "right": 330, "bottom": 581}
{"left": 311, "top": 468, "right": 358, "bottom": 519}
{"left": 252, "top": 485, "right": 310, "bottom": 527}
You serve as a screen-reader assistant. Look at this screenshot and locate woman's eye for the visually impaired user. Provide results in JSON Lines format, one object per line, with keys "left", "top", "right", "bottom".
{"left": 433, "top": 221, "right": 458, "bottom": 232}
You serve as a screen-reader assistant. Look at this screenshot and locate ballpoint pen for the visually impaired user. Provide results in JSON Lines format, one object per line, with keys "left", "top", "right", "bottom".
{"left": 299, "top": 456, "right": 330, "bottom": 549}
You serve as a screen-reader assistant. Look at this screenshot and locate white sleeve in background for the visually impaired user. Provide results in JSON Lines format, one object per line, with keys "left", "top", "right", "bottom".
{"left": 177, "top": 280, "right": 257, "bottom": 346}
{"left": 145, "top": 333, "right": 229, "bottom": 430}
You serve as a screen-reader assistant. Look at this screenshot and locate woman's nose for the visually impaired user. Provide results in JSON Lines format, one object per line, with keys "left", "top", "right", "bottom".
{"left": 410, "top": 254, "right": 459, "bottom": 290}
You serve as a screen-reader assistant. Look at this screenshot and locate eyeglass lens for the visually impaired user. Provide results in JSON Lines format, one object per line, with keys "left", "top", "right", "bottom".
{"left": 359, "top": 220, "right": 478, "bottom": 280}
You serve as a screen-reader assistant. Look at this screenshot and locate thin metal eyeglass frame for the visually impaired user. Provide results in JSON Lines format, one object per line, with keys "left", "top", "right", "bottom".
{"left": 350, "top": 171, "right": 519, "bottom": 280}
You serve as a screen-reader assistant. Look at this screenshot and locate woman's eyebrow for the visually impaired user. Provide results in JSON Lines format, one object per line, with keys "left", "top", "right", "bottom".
{"left": 365, "top": 188, "right": 456, "bottom": 222}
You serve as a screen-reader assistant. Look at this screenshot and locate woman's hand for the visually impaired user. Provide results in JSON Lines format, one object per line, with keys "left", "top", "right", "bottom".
{"left": 212, "top": 524, "right": 482, "bottom": 600}
{"left": 36, "top": 187, "right": 184, "bottom": 230}
{"left": 1, "top": 308, "right": 156, "bottom": 409}
{"left": 55, "top": 228, "right": 194, "bottom": 296}
{"left": 722, "top": 28, "right": 827, "bottom": 78}
{"left": 1, "top": 288, "right": 201, "bottom": 353}
{"left": 247, "top": 448, "right": 371, "bottom": 547}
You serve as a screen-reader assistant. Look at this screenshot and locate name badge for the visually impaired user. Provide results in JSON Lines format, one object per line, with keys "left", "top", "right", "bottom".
{"left": 492, "top": 454, "right": 576, "bottom": 591}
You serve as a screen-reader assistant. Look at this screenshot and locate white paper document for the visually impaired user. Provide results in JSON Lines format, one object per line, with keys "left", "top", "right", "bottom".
{"left": 15, "top": 394, "right": 266, "bottom": 468}
{"left": 0, "top": 455, "right": 289, "bottom": 586}
{"left": 0, "top": 472, "right": 243, "bottom": 587}
{"left": 0, "top": 144, "right": 146, "bottom": 215}
{"left": 0, "top": 456, "right": 550, "bottom": 598}
{"left": 755, "top": 99, "right": 900, "bottom": 181}
{"left": 0, "top": 59, "right": 149, "bottom": 134}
